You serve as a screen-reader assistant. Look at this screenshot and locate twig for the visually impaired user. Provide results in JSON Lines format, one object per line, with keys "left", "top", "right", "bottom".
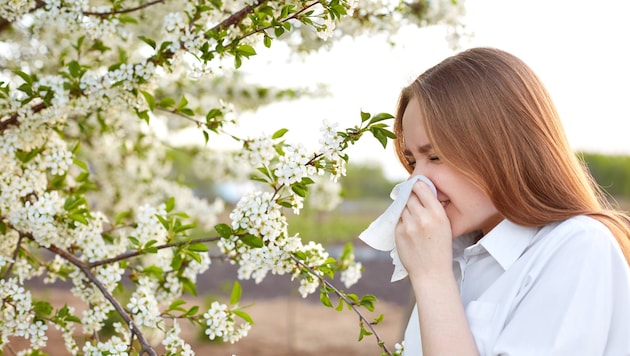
{"left": 45, "top": 244, "right": 157, "bottom": 356}
{"left": 82, "top": 0, "right": 166, "bottom": 17}
{"left": 0, "top": 102, "right": 46, "bottom": 133}
{"left": 289, "top": 254, "right": 394, "bottom": 355}
{"left": 88, "top": 236, "right": 220, "bottom": 268}
{"left": 2, "top": 232, "right": 25, "bottom": 278}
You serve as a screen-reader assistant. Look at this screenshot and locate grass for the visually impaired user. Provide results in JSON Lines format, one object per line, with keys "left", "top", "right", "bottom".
{"left": 287, "top": 198, "right": 391, "bottom": 245}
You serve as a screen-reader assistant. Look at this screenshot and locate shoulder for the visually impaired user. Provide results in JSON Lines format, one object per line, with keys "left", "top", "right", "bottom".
{"left": 532, "top": 215, "right": 626, "bottom": 266}
{"left": 540, "top": 215, "right": 615, "bottom": 246}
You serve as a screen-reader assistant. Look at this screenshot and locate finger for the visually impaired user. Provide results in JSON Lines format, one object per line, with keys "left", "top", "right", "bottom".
{"left": 411, "top": 181, "right": 441, "bottom": 210}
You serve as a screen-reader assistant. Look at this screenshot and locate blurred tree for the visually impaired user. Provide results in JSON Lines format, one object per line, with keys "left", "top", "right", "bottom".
{"left": 343, "top": 162, "right": 394, "bottom": 199}
{"left": 581, "top": 152, "right": 630, "bottom": 198}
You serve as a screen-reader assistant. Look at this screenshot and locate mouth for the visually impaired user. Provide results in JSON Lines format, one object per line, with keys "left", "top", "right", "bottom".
{"left": 440, "top": 200, "right": 450, "bottom": 208}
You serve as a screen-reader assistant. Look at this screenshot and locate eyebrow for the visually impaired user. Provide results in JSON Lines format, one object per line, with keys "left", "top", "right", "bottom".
{"left": 417, "top": 144, "right": 433, "bottom": 153}
{"left": 403, "top": 144, "right": 432, "bottom": 157}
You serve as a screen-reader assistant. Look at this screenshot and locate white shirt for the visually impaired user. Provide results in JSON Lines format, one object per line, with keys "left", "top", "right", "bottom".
{"left": 402, "top": 215, "right": 630, "bottom": 355}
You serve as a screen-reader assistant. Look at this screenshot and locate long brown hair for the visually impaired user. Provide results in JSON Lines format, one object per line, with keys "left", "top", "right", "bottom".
{"left": 394, "top": 47, "right": 630, "bottom": 262}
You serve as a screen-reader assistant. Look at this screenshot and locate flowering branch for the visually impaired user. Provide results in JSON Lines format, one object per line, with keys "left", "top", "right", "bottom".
{"left": 82, "top": 0, "right": 166, "bottom": 17}
{"left": 290, "top": 254, "right": 395, "bottom": 356}
{"left": 88, "top": 236, "right": 221, "bottom": 268}
{"left": 45, "top": 242, "right": 158, "bottom": 356}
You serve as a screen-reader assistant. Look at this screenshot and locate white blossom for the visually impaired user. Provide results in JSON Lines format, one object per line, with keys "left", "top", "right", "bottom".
{"left": 203, "top": 301, "right": 251, "bottom": 344}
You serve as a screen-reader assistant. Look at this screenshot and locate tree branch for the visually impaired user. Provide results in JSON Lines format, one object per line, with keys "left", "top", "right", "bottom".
{"left": 82, "top": 0, "right": 166, "bottom": 17}
{"left": 2, "top": 232, "right": 25, "bottom": 279}
{"left": 0, "top": 102, "right": 47, "bottom": 133}
{"left": 44, "top": 243, "right": 157, "bottom": 356}
{"left": 87, "top": 236, "right": 221, "bottom": 268}
{"left": 290, "top": 254, "right": 394, "bottom": 356}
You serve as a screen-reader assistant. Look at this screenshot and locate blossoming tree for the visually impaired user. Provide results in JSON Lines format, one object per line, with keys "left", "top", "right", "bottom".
{"left": 0, "top": 0, "right": 464, "bottom": 354}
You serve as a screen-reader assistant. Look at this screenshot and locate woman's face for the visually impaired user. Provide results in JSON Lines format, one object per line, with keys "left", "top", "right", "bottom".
{"left": 401, "top": 97, "right": 503, "bottom": 237}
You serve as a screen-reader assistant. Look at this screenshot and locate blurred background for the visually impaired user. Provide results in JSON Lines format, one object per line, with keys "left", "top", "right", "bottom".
{"left": 173, "top": 0, "right": 630, "bottom": 242}
{"left": 178, "top": 0, "right": 630, "bottom": 182}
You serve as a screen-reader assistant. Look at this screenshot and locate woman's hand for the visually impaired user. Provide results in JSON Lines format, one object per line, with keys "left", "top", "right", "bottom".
{"left": 395, "top": 180, "right": 453, "bottom": 280}
{"left": 396, "top": 180, "right": 479, "bottom": 356}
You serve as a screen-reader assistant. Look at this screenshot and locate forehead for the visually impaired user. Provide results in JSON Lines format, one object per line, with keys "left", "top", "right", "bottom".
{"left": 401, "top": 97, "right": 430, "bottom": 149}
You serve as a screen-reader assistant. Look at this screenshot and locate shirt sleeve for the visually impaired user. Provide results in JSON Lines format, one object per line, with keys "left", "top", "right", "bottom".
{"left": 491, "top": 218, "right": 630, "bottom": 356}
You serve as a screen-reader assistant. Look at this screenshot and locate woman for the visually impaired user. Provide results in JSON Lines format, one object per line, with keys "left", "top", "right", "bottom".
{"left": 394, "top": 47, "right": 630, "bottom": 355}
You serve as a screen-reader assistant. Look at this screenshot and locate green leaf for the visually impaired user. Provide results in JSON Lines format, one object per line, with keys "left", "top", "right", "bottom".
{"left": 159, "top": 97, "right": 176, "bottom": 108}
{"left": 16, "top": 148, "right": 42, "bottom": 163}
{"left": 128, "top": 236, "right": 140, "bottom": 247}
{"left": 142, "top": 265, "right": 164, "bottom": 280}
{"left": 168, "top": 300, "right": 187, "bottom": 312}
{"left": 236, "top": 44, "right": 256, "bottom": 57}
{"left": 214, "top": 223, "right": 233, "bottom": 238}
{"left": 181, "top": 277, "right": 198, "bottom": 296}
{"left": 68, "top": 213, "right": 89, "bottom": 225}
{"left": 73, "top": 158, "right": 88, "bottom": 171}
{"left": 115, "top": 210, "right": 131, "bottom": 225}
{"left": 358, "top": 321, "right": 373, "bottom": 341}
{"left": 14, "top": 70, "right": 33, "bottom": 84}
{"left": 360, "top": 294, "right": 377, "bottom": 312}
{"left": 206, "top": 108, "right": 222, "bottom": 120}
{"left": 177, "top": 96, "right": 189, "bottom": 110}
{"left": 141, "top": 90, "right": 155, "bottom": 110}
{"left": 118, "top": 15, "right": 138, "bottom": 24}
{"left": 174, "top": 223, "right": 195, "bottom": 233}
{"left": 230, "top": 281, "right": 242, "bottom": 304}
{"left": 240, "top": 234, "right": 263, "bottom": 248}
{"left": 291, "top": 183, "right": 308, "bottom": 198}
{"left": 155, "top": 214, "right": 170, "bottom": 230}
{"left": 360, "top": 111, "right": 371, "bottom": 122}
{"left": 165, "top": 196, "right": 175, "bottom": 212}
{"left": 369, "top": 127, "right": 395, "bottom": 149}
{"left": 171, "top": 252, "right": 183, "bottom": 270}
{"left": 272, "top": 128, "right": 289, "bottom": 139}
{"left": 232, "top": 310, "right": 254, "bottom": 324}
{"left": 185, "top": 305, "right": 199, "bottom": 316}
{"left": 33, "top": 301, "right": 53, "bottom": 317}
{"left": 368, "top": 112, "right": 394, "bottom": 124}
{"left": 188, "top": 242, "right": 208, "bottom": 252}
{"left": 372, "top": 313, "right": 384, "bottom": 324}
{"left": 320, "top": 290, "right": 332, "bottom": 308}
{"left": 263, "top": 35, "right": 272, "bottom": 48}
{"left": 68, "top": 60, "right": 82, "bottom": 78}
{"left": 138, "top": 36, "right": 157, "bottom": 49}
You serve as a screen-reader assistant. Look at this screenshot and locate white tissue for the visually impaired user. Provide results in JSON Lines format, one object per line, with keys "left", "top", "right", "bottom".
{"left": 358, "top": 175, "right": 437, "bottom": 282}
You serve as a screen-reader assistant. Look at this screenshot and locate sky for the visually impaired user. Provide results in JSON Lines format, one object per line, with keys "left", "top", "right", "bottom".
{"left": 229, "top": 0, "right": 630, "bottom": 181}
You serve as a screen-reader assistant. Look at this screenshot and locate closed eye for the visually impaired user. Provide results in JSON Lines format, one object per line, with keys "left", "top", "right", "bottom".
{"left": 402, "top": 150, "right": 416, "bottom": 167}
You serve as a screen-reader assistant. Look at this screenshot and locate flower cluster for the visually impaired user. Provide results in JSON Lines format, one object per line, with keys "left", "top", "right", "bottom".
{"left": 274, "top": 143, "right": 316, "bottom": 187}
{"left": 203, "top": 301, "right": 251, "bottom": 344}
{"left": 0, "top": 0, "right": 36, "bottom": 22}
{"left": 339, "top": 252, "right": 363, "bottom": 289}
{"left": 7, "top": 190, "right": 64, "bottom": 249}
{"left": 319, "top": 119, "right": 347, "bottom": 181}
{"left": 82, "top": 335, "right": 130, "bottom": 356}
{"left": 237, "top": 136, "right": 276, "bottom": 168}
{"left": 162, "top": 320, "right": 194, "bottom": 356}
{"left": 0, "top": 278, "right": 47, "bottom": 349}
{"left": 126, "top": 277, "right": 160, "bottom": 329}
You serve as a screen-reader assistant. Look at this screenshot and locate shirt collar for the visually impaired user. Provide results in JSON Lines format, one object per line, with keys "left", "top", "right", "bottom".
{"left": 472, "top": 219, "right": 538, "bottom": 270}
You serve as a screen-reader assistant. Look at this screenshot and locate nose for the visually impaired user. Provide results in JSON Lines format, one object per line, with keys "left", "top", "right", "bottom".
{"left": 410, "top": 164, "right": 435, "bottom": 185}
{"left": 411, "top": 163, "right": 428, "bottom": 178}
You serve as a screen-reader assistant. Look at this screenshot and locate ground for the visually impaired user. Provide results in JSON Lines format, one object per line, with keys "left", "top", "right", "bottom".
{"left": 5, "top": 245, "right": 414, "bottom": 355}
